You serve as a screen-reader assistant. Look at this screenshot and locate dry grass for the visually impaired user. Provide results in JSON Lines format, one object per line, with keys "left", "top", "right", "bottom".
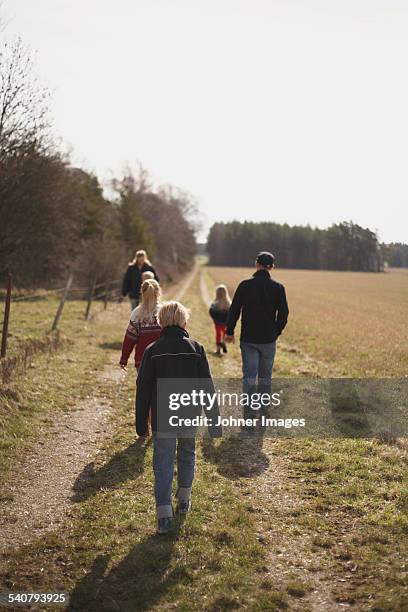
{"left": 207, "top": 266, "right": 408, "bottom": 377}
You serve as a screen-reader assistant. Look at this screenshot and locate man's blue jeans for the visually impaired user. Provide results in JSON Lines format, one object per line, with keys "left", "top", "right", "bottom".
{"left": 153, "top": 436, "right": 196, "bottom": 519}
{"left": 240, "top": 341, "right": 277, "bottom": 396}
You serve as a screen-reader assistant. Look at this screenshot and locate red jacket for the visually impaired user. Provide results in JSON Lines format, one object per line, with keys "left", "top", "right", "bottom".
{"left": 120, "top": 315, "right": 161, "bottom": 368}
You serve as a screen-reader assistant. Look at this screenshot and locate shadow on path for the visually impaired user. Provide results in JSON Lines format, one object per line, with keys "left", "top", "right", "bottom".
{"left": 71, "top": 438, "right": 149, "bottom": 502}
{"left": 68, "top": 529, "right": 185, "bottom": 611}
{"left": 329, "top": 379, "right": 372, "bottom": 437}
{"left": 99, "top": 341, "right": 123, "bottom": 351}
{"left": 201, "top": 435, "right": 269, "bottom": 479}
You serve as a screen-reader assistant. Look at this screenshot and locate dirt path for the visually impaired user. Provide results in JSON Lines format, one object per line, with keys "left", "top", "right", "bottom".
{"left": 200, "top": 267, "right": 348, "bottom": 611}
{"left": 174, "top": 261, "right": 199, "bottom": 301}
{"left": 0, "top": 269, "right": 198, "bottom": 554}
{"left": 199, "top": 267, "right": 211, "bottom": 306}
{"left": 254, "top": 442, "right": 350, "bottom": 611}
{"left": 0, "top": 357, "right": 121, "bottom": 552}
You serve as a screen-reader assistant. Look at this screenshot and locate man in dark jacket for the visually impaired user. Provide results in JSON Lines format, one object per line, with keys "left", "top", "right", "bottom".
{"left": 225, "top": 251, "right": 289, "bottom": 400}
{"left": 121, "top": 249, "right": 159, "bottom": 309}
{"left": 136, "top": 301, "right": 221, "bottom": 534}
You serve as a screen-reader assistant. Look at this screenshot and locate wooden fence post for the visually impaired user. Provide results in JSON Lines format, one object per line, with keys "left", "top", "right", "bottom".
{"left": 104, "top": 280, "right": 111, "bottom": 310}
{"left": 52, "top": 273, "right": 74, "bottom": 331}
{"left": 1, "top": 274, "right": 12, "bottom": 359}
{"left": 84, "top": 274, "right": 97, "bottom": 321}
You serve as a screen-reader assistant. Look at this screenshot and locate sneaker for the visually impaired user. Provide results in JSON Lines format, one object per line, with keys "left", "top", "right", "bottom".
{"left": 176, "top": 499, "right": 192, "bottom": 515}
{"left": 157, "top": 517, "right": 172, "bottom": 535}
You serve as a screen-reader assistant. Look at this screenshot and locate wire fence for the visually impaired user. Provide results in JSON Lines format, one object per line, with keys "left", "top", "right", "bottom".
{"left": 0, "top": 280, "right": 117, "bottom": 303}
{"left": 0, "top": 273, "right": 122, "bottom": 379}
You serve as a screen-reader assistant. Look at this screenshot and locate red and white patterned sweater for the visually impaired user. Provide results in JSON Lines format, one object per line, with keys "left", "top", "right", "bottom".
{"left": 120, "top": 311, "right": 161, "bottom": 368}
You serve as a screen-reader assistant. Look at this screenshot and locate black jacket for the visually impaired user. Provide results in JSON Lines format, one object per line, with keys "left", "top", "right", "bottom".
{"left": 121, "top": 263, "right": 159, "bottom": 299}
{"left": 136, "top": 325, "right": 221, "bottom": 437}
{"left": 209, "top": 303, "right": 229, "bottom": 325}
{"left": 226, "top": 269, "right": 289, "bottom": 343}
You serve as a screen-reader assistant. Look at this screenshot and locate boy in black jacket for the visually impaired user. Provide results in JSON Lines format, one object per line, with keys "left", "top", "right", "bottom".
{"left": 136, "top": 301, "right": 221, "bottom": 534}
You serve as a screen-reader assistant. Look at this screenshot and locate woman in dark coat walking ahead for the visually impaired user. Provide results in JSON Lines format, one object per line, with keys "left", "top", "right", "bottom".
{"left": 121, "top": 249, "right": 159, "bottom": 310}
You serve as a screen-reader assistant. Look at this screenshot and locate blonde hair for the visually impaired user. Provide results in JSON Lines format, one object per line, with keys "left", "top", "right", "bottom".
{"left": 158, "top": 301, "right": 190, "bottom": 328}
{"left": 133, "top": 279, "right": 161, "bottom": 320}
{"left": 141, "top": 270, "right": 155, "bottom": 281}
{"left": 213, "top": 285, "right": 231, "bottom": 311}
{"left": 131, "top": 249, "right": 152, "bottom": 266}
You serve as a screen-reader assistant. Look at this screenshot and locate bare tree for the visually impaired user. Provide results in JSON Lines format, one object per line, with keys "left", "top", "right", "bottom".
{"left": 0, "top": 35, "right": 50, "bottom": 156}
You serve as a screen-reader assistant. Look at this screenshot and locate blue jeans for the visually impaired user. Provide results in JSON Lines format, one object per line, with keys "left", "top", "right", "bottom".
{"left": 153, "top": 436, "right": 196, "bottom": 519}
{"left": 240, "top": 341, "right": 276, "bottom": 397}
{"left": 130, "top": 297, "right": 139, "bottom": 310}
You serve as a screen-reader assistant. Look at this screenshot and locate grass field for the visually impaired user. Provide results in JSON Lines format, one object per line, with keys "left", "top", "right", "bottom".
{"left": 207, "top": 266, "right": 408, "bottom": 377}
{"left": 0, "top": 296, "right": 106, "bottom": 358}
{"left": 0, "top": 265, "right": 407, "bottom": 610}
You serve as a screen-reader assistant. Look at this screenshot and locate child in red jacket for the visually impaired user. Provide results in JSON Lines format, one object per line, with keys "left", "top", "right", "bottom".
{"left": 209, "top": 284, "right": 231, "bottom": 356}
{"left": 120, "top": 279, "right": 162, "bottom": 370}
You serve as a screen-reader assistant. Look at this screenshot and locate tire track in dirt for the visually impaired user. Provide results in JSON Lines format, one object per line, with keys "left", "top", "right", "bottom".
{"left": 199, "top": 265, "right": 348, "bottom": 611}
{"left": 199, "top": 267, "right": 211, "bottom": 307}
{"left": 173, "top": 261, "right": 199, "bottom": 302}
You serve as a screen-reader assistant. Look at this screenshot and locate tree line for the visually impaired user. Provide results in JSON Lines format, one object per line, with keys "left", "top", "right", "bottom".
{"left": 0, "top": 33, "right": 197, "bottom": 288}
{"left": 207, "top": 221, "right": 404, "bottom": 271}
{"left": 385, "top": 243, "right": 408, "bottom": 268}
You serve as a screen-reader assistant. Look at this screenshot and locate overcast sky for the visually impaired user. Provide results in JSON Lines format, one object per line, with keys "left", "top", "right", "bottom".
{"left": 4, "top": 0, "right": 408, "bottom": 242}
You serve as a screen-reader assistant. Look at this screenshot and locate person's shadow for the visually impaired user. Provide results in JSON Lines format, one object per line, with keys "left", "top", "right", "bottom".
{"left": 99, "top": 341, "right": 123, "bottom": 351}
{"left": 201, "top": 434, "right": 269, "bottom": 479}
{"left": 329, "top": 379, "right": 372, "bottom": 437}
{"left": 68, "top": 530, "right": 184, "bottom": 611}
{"left": 71, "top": 438, "right": 150, "bottom": 502}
